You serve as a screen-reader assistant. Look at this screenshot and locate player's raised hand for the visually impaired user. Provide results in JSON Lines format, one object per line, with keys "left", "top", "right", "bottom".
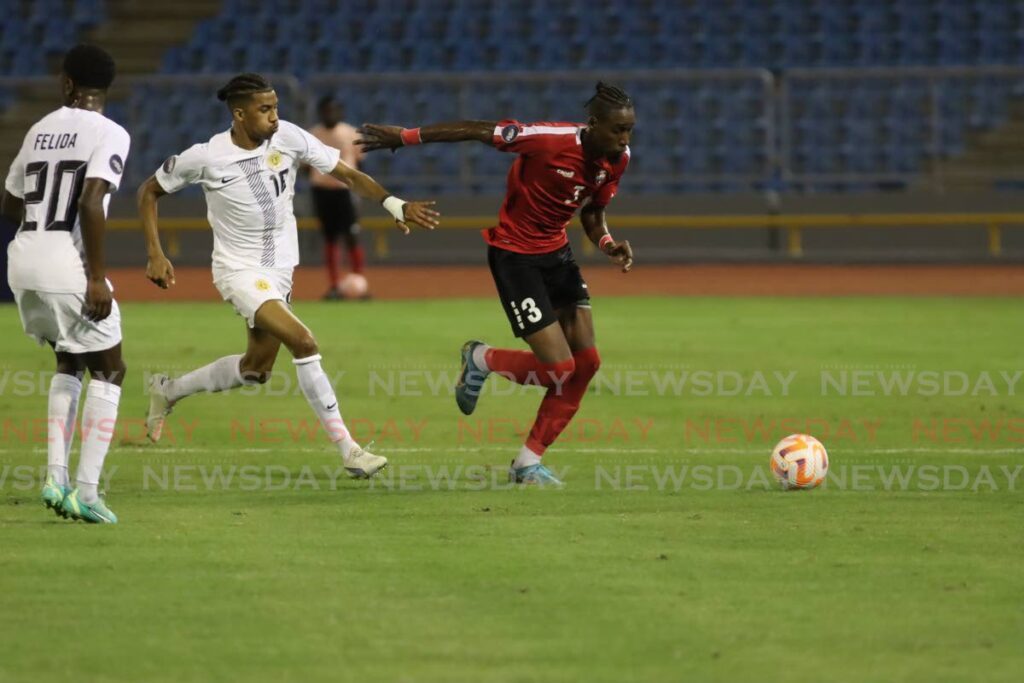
{"left": 396, "top": 201, "right": 440, "bottom": 234}
{"left": 146, "top": 253, "right": 176, "bottom": 289}
{"left": 84, "top": 278, "right": 113, "bottom": 322}
{"left": 604, "top": 238, "right": 634, "bottom": 273}
{"left": 356, "top": 124, "right": 404, "bottom": 152}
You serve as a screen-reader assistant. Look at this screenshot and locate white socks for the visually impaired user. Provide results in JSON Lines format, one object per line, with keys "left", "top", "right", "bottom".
{"left": 293, "top": 354, "right": 358, "bottom": 458}
{"left": 165, "top": 354, "right": 245, "bottom": 403}
{"left": 472, "top": 343, "right": 490, "bottom": 371}
{"left": 47, "top": 373, "right": 82, "bottom": 487}
{"left": 513, "top": 445, "right": 542, "bottom": 469}
{"left": 76, "top": 380, "right": 121, "bottom": 504}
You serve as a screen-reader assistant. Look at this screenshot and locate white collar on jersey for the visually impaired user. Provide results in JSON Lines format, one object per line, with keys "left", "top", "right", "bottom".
{"left": 215, "top": 128, "right": 270, "bottom": 157}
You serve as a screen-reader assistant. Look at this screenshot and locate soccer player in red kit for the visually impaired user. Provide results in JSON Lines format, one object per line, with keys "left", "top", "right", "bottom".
{"left": 359, "top": 82, "right": 634, "bottom": 485}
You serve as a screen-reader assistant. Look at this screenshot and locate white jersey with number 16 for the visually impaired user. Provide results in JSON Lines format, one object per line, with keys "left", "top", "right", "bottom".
{"left": 154, "top": 120, "right": 341, "bottom": 274}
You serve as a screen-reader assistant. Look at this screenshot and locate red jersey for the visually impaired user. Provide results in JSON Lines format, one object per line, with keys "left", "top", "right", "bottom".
{"left": 483, "top": 120, "right": 630, "bottom": 255}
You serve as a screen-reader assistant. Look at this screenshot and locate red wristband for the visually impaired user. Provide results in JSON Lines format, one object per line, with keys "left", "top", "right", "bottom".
{"left": 400, "top": 127, "right": 422, "bottom": 146}
{"left": 598, "top": 234, "right": 614, "bottom": 251}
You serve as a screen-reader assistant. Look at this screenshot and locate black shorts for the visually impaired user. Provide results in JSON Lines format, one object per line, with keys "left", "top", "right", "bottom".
{"left": 488, "top": 244, "right": 590, "bottom": 338}
{"left": 312, "top": 187, "right": 360, "bottom": 239}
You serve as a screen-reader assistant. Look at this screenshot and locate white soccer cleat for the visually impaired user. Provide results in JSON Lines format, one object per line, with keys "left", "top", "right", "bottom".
{"left": 344, "top": 445, "right": 388, "bottom": 479}
{"left": 145, "top": 373, "right": 174, "bottom": 443}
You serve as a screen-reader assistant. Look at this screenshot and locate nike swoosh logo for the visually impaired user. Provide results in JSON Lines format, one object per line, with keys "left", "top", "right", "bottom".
{"left": 325, "top": 403, "right": 337, "bottom": 411}
{"left": 221, "top": 176, "right": 237, "bottom": 184}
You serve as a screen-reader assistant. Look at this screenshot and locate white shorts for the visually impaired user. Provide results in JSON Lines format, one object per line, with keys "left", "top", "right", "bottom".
{"left": 213, "top": 268, "right": 293, "bottom": 328}
{"left": 12, "top": 288, "right": 122, "bottom": 354}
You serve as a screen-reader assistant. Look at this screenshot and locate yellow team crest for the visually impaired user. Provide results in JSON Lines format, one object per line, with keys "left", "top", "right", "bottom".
{"left": 255, "top": 279, "right": 271, "bottom": 291}
{"left": 267, "top": 150, "right": 283, "bottom": 169}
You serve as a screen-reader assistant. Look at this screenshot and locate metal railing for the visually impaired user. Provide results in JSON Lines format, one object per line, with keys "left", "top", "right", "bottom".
{"left": 106, "top": 212, "right": 1024, "bottom": 260}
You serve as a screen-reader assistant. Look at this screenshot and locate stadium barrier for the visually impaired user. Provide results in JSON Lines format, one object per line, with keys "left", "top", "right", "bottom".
{"left": 106, "top": 212, "right": 1024, "bottom": 258}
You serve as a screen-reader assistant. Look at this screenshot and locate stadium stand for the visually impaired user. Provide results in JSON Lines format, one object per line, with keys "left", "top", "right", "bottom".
{"left": 2, "top": 0, "right": 1024, "bottom": 192}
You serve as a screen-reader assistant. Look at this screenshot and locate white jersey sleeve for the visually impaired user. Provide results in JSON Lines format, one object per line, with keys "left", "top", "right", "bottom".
{"left": 4, "top": 144, "right": 27, "bottom": 198}
{"left": 86, "top": 124, "right": 130, "bottom": 192}
{"left": 155, "top": 143, "right": 208, "bottom": 194}
{"left": 276, "top": 120, "right": 339, "bottom": 174}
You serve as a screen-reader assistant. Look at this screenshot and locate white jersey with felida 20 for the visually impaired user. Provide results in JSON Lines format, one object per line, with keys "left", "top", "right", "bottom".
{"left": 154, "top": 120, "right": 341, "bottom": 273}
{"left": 4, "top": 107, "right": 130, "bottom": 293}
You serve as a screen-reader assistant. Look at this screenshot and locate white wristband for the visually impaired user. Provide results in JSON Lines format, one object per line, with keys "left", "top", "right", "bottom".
{"left": 382, "top": 195, "right": 407, "bottom": 222}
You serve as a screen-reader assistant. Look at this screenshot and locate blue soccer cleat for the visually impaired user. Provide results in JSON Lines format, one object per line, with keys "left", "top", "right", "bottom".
{"left": 61, "top": 489, "right": 118, "bottom": 524}
{"left": 41, "top": 476, "right": 71, "bottom": 519}
{"left": 455, "top": 340, "right": 490, "bottom": 415}
{"left": 509, "top": 461, "right": 564, "bottom": 487}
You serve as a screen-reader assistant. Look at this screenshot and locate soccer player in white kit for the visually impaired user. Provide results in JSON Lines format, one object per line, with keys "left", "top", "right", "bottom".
{"left": 1, "top": 45, "right": 130, "bottom": 523}
{"left": 137, "top": 73, "right": 439, "bottom": 479}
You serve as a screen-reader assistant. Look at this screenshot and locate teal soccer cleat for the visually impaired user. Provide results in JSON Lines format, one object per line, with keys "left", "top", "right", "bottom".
{"left": 61, "top": 489, "right": 118, "bottom": 524}
{"left": 509, "top": 462, "right": 564, "bottom": 487}
{"left": 41, "top": 476, "right": 71, "bottom": 519}
{"left": 455, "top": 340, "right": 490, "bottom": 415}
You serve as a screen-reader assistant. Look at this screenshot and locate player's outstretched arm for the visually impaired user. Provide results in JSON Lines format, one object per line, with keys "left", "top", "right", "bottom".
{"left": 581, "top": 203, "right": 633, "bottom": 273}
{"left": 329, "top": 160, "right": 440, "bottom": 235}
{"left": 356, "top": 121, "right": 496, "bottom": 152}
{"left": 136, "top": 176, "right": 176, "bottom": 289}
{"left": 79, "top": 178, "right": 115, "bottom": 320}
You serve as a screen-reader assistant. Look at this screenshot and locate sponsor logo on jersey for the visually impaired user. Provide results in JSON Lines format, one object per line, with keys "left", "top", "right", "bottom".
{"left": 162, "top": 156, "right": 176, "bottom": 173}
{"left": 109, "top": 154, "right": 124, "bottom": 175}
{"left": 501, "top": 125, "right": 519, "bottom": 143}
{"left": 267, "top": 150, "right": 283, "bottom": 169}
{"left": 556, "top": 169, "right": 574, "bottom": 178}
{"left": 255, "top": 279, "right": 271, "bottom": 291}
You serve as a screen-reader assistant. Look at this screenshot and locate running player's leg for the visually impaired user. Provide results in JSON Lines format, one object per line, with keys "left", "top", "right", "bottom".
{"left": 63, "top": 342, "right": 124, "bottom": 522}
{"left": 148, "top": 268, "right": 298, "bottom": 441}
{"left": 49, "top": 348, "right": 84, "bottom": 485}
{"left": 520, "top": 304, "right": 600, "bottom": 457}
{"left": 252, "top": 300, "right": 386, "bottom": 477}
{"left": 239, "top": 323, "right": 281, "bottom": 383}
{"left": 43, "top": 346, "right": 84, "bottom": 514}
{"left": 515, "top": 253, "right": 599, "bottom": 467}
{"left": 146, "top": 348, "right": 250, "bottom": 442}
{"left": 456, "top": 247, "right": 576, "bottom": 415}
{"left": 498, "top": 248, "right": 596, "bottom": 482}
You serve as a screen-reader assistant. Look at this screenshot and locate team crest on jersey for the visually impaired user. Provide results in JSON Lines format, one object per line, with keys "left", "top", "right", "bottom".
{"left": 255, "top": 279, "right": 271, "bottom": 291}
{"left": 109, "top": 154, "right": 124, "bottom": 175}
{"left": 266, "top": 150, "right": 283, "bottom": 169}
{"left": 162, "top": 156, "right": 176, "bottom": 173}
{"left": 595, "top": 170, "right": 608, "bottom": 184}
{"left": 501, "top": 125, "right": 519, "bottom": 143}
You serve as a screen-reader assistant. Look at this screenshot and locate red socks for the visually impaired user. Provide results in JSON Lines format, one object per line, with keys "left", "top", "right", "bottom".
{"left": 484, "top": 346, "right": 602, "bottom": 456}
{"left": 484, "top": 348, "right": 575, "bottom": 387}
{"left": 525, "top": 347, "right": 601, "bottom": 455}
{"left": 348, "top": 243, "right": 366, "bottom": 275}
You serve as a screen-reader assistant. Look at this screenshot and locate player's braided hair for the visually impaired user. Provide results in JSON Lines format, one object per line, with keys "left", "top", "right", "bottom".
{"left": 216, "top": 73, "right": 273, "bottom": 107}
{"left": 63, "top": 44, "right": 115, "bottom": 90}
{"left": 584, "top": 81, "right": 634, "bottom": 119}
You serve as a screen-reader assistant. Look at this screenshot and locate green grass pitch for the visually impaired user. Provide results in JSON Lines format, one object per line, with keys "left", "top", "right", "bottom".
{"left": 1, "top": 296, "right": 1021, "bottom": 682}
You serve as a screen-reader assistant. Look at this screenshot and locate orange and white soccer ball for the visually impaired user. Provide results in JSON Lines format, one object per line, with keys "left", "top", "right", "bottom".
{"left": 339, "top": 273, "right": 369, "bottom": 299}
{"left": 770, "top": 434, "right": 829, "bottom": 490}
